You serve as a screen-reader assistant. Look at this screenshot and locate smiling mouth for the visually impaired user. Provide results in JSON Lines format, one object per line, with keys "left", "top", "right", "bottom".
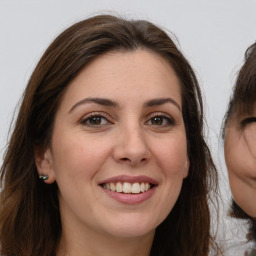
{"left": 100, "top": 182, "right": 154, "bottom": 194}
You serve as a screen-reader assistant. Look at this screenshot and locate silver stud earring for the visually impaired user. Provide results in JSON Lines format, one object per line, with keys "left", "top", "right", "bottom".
{"left": 39, "top": 174, "right": 49, "bottom": 181}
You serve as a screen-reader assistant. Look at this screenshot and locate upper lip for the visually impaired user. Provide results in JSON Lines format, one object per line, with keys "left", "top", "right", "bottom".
{"left": 99, "top": 175, "right": 158, "bottom": 185}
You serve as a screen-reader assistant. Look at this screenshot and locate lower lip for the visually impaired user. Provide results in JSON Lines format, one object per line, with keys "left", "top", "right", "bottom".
{"left": 101, "top": 186, "right": 156, "bottom": 205}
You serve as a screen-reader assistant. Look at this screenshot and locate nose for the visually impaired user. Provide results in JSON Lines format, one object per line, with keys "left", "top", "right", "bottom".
{"left": 113, "top": 126, "right": 151, "bottom": 166}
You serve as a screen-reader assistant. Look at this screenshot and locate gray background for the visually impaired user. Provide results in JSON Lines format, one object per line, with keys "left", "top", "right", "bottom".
{"left": 1, "top": 0, "right": 256, "bottom": 254}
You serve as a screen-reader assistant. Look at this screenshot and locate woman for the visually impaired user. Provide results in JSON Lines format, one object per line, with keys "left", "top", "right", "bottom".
{"left": 224, "top": 42, "right": 256, "bottom": 255}
{"left": 0, "top": 14, "right": 219, "bottom": 256}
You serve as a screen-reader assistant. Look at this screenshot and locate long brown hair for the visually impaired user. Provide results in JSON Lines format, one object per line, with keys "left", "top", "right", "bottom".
{"left": 223, "top": 42, "right": 256, "bottom": 245}
{"left": 0, "top": 14, "right": 219, "bottom": 256}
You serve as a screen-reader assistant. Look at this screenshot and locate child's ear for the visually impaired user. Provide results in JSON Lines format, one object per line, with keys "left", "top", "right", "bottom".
{"left": 183, "top": 158, "right": 190, "bottom": 179}
{"left": 34, "top": 147, "right": 56, "bottom": 184}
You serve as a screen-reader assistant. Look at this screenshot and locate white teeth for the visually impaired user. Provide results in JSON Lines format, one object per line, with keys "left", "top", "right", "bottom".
{"left": 132, "top": 183, "right": 140, "bottom": 194}
{"left": 102, "top": 182, "right": 152, "bottom": 193}
{"left": 123, "top": 182, "right": 132, "bottom": 193}
{"left": 110, "top": 182, "right": 115, "bottom": 191}
{"left": 141, "top": 182, "right": 145, "bottom": 192}
{"left": 116, "top": 182, "right": 122, "bottom": 192}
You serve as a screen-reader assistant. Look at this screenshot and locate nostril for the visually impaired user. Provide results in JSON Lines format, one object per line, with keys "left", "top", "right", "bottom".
{"left": 120, "top": 157, "right": 130, "bottom": 162}
{"left": 119, "top": 157, "right": 148, "bottom": 164}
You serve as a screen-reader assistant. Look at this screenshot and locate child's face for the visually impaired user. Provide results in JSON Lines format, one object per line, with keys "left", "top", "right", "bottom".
{"left": 225, "top": 112, "right": 256, "bottom": 217}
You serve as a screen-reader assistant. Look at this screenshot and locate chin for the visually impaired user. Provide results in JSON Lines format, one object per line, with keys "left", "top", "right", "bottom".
{"left": 102, "top": 214, "right": 160, "bottom": 238}
{"left": 236, "top": 201, "right": 256, "bottom": 218}
{"left": 107, "top": 226, "right": 155, "bottom": 239}
{"left": 245, "top": 208, "right": 256, "bottom": 218}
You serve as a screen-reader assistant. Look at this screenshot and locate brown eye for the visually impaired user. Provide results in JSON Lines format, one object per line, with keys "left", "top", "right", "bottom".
{"left": 151, "top": 116, "right": 164, "bottom": 125}
{"left": 89, "top": 116, "right": 102, "bottom": 125}
{"left": 146, "top": 114, "right": 175, "bottom": 126}
{"left": 81, "top": 115, "right": 109, "bottom": 126}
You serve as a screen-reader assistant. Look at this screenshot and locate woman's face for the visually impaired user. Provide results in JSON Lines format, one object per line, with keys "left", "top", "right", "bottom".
{"left": 38, "top": 50, "right": 189, "bottom": 239}
{"left": 225, "top": 111, "right": 256, "bottom": 217}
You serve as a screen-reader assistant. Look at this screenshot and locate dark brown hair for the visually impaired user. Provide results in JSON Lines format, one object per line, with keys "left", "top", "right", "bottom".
{"left": 224, "top": 43, "right": 256, "bottom": 124}
{"left": 223, "top": 42, "right": 256, "bottom": 245}
{"left": 0, "top": 14, "right": 219, "bottom": 256}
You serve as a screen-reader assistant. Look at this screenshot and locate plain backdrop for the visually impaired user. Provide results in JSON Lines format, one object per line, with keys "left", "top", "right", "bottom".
{"left": 1, "top": 0, "right": 256, "bottom": 254}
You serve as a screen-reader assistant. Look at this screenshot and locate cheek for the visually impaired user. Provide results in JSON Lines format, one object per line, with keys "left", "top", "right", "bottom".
{"left": 229, "top": 174, "right": 256, "bottom": 218}
{"left": 225, "top": 140, "right": 256, "bottom": 181}
{"left": 225, "top": 149, "right": 238, "bottom": 178}
{"left": 152, "top": 138, "right": 187, "bottom": 219}
{"left": 225, "top": 129, "right": 244, "bottom": 176}
{"left": 153, "top": 136, "right": 188, "bottom": 177}
{"left": 51, "top": 134, "right": 112, "bottom": 181}
{"left": 244, "top": 124, "right": 256, "bottom": 159}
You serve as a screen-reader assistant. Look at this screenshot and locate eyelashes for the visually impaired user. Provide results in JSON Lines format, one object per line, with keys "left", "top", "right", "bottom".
{"left": 241, "top": 117, "right": 256, "bottom": 127}
{"left": 80, "top": 112, "right": 112, "bottom": 127}
{"left": 79, "top": 112, "right": 176, "bottom": 129}
{"left": 145, "top": 113, "right": 176, "bottom": 127}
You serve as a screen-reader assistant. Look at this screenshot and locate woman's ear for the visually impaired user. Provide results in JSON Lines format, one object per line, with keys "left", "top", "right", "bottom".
{"left": 34, "top": 147, "right": 56, "bottom": 184}
{"left": 183, "top": 158, "right": 190, "bottom": 178}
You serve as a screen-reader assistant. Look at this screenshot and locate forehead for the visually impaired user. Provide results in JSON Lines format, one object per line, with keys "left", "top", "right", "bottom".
{"left": 60, "top": 49, "right": 182, "bottom": 109}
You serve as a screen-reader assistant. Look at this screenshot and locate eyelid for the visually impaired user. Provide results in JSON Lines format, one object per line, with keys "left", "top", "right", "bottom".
{"left": 241, "top": 117, "right": 256, "bottom": 127}
{"left": 79, "top": 111, "right": 113, "bottom": 125}
{"left": 146, "top": 112, "right": 176, "bottom": 125}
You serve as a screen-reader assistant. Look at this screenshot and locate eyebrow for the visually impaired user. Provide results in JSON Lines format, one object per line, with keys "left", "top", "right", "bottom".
{"left": 69, "top": 97, "right": 119, "bottom": 113}
{"left": 69, "top": 97, "right": 181, "bottom": 113}
{"left": 144, "top": 98, "right": 181, "bottom": 111}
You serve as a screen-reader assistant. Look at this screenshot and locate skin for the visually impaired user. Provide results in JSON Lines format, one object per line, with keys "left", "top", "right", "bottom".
{"left": 225, "top": 113, "right": 256, "bottom": 217}
{"left": 36, "top": 49, "right": 189, "bottom": 256}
